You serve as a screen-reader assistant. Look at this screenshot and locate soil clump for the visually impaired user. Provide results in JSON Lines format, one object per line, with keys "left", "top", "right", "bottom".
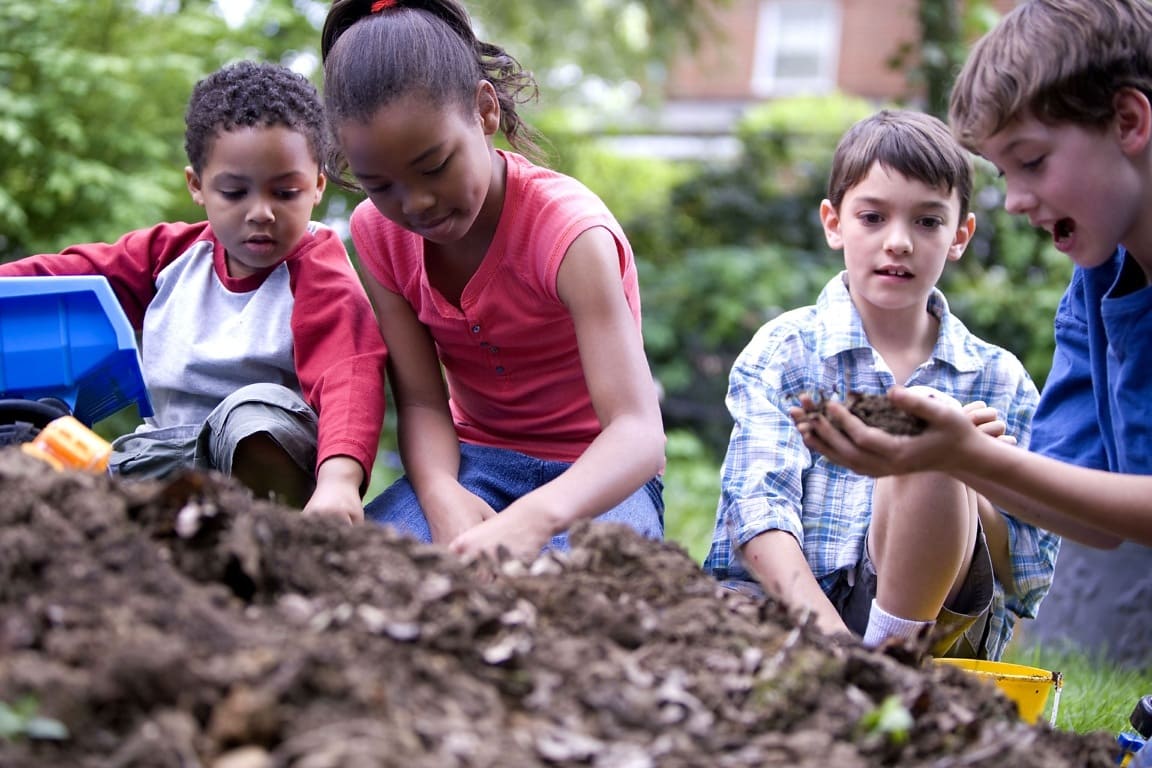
{"left": 0, "top": 448, "right": 1118, "bottom": 767}
{"left": 803, "top": 391, "right": 928, "bottom": 436}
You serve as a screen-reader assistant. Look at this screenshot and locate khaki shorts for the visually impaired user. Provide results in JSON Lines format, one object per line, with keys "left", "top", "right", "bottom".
{"left": 110, "top": 383, "right": 317, "bottom": 481}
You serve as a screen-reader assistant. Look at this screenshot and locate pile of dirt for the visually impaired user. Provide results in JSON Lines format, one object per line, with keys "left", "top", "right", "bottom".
{"left": 0, "top": 448, "right": 1119, "bottom": 767}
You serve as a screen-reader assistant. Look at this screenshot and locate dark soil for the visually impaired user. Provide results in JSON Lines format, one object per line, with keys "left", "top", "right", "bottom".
{"left": 0, "top": 448, "right": 1119, "bottom": 767}
{"left": 806, "top": 392, "right": 928, "bottom": 436}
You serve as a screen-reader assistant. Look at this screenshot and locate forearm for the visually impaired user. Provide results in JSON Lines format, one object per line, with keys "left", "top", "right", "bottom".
{"left": 742, "top": 531, "right": 847, "bottom": 636}
{"left": 951, "top": 438, "right": 1128, "bottom": 547}
{"left": 397, "top": 404, "right": 465, "bottom": 508}
{"left": 515, "top": 413, "right": 665, "bottom": 535}
{"left": 315, "top": 454, "right": 365, "bottom": 489}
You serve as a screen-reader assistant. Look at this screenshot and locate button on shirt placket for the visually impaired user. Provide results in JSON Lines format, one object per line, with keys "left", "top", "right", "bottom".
{"left": 472, "top": 322, "right": 505, "bottom": 376}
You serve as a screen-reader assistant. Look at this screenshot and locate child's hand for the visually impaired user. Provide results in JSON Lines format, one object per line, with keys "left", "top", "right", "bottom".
{"left": 302, "top": 482, "right": 364, "bottom": 524}
{"left": 449, "top": 501, "right": 555, "bottom": 561}
{"left": 961, "top": 399, "right": 1016, "bottom": 444}
{"left": 424, "top": 485, "right": 496, "bottom": 545}
{"left": 301, "top": 456, "right": 366, "bottom": 524}
{"left": 790, "top": 386, "right": 981, "bottom": 477}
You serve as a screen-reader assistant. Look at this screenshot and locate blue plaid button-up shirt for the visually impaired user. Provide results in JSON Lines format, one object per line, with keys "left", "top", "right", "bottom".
{"left": 703, "top": 273, "right": 1060, "bottom": 659}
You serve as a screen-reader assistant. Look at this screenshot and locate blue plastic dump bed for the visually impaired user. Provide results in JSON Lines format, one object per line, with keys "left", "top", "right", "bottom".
{"left": 0, "top": 276, "right": 153, "bottom": 424}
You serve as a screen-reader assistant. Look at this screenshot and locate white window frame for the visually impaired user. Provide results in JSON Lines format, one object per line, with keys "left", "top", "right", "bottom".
{"left": 751, "top": 0, "right": 841, "bottom": 97}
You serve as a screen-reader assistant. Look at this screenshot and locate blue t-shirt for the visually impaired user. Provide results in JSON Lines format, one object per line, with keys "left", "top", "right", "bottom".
{"left": 1031, "top": 247, "right": 1152, "bottom": 474}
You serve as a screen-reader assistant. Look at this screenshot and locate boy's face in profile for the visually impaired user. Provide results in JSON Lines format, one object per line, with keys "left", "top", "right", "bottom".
{"left": 186, "top": 125, "right": 326, "bottom": 278}
{"left": 820, "top": 161, "right": 974, "bottom": 317}
{"left": 977, "top": 98, "right": 1147, "bottom": 273}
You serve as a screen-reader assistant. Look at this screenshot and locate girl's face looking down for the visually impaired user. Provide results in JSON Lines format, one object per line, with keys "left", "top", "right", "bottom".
{"left": 338, "top": 83, "right": 503, "bottom": 245}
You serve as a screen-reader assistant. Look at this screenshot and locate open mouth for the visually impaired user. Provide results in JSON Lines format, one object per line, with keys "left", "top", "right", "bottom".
{"left": 1053, "top": 218, "right": 1075, "bottom": 246}
{"left": 876, "top": 267, "right": 914, "bottom": 279}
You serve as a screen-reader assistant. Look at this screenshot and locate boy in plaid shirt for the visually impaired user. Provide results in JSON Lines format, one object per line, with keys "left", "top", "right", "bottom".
{"left": 705, "top": 110, "right": 1058, "bottom": 659}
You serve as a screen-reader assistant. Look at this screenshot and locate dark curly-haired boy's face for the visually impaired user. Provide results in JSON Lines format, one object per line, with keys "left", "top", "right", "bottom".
{"left": 186, "top": 125, "right": 325, "bottom": 278}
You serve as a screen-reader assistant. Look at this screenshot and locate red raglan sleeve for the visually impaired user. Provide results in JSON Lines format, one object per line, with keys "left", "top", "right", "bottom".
{"left": 0, "top": 222, "right": 214, "bottom": 328}
{"left": 285, "top": 226, "right": 388, "bottom": 486}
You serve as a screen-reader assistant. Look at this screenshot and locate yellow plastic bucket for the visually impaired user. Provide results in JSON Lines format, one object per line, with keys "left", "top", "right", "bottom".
{"left": 935, "top": 658, "right": 1063, "bottom": 725}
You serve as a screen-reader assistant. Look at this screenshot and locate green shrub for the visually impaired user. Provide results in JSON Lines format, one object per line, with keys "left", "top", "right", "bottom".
{"left": 640, "top": 244, "right": 838, "bottom": 454}
{"left": 662, "top": 429, "right": 723, "bottom": 563}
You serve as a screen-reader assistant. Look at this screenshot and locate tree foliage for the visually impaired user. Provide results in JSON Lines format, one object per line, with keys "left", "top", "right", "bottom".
{"left": 889, "top": 0, "right": 1005, "bottom": 119}
{"left": 587, "top": 92, "right": 1069, "bottom": 457}
{"left": 1, "top": 0, "right": 1074, "bottom": 465}
{"left": 470, "top": 0, "right": 728, "bottom": 97}
{"left": 0, "top": 0, "right": 725, "bottom": 260}
{"left": 0, "top": 0, "right": 320, "bottom": 258}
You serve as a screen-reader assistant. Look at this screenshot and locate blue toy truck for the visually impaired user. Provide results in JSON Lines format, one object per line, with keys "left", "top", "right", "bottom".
{"left": 0, "top": 276, "right": 152, "bottom": 445}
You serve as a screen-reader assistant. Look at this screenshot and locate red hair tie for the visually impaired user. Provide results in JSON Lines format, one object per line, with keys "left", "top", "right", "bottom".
{"left": 371, "top": 0, "right": 396, "bottom": 11}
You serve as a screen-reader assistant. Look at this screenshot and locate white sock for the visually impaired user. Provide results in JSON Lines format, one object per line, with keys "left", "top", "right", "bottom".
{"left": 862, "top": 599, "right": 934, "bottom": 648}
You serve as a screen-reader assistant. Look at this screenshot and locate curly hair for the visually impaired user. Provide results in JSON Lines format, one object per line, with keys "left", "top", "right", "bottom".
{"left": 183, "top": 60, "right": 328, "bottom": 174}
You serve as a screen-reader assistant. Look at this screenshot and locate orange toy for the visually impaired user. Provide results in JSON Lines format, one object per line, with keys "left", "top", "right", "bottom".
{"left": 21, "top": 415, "right": 112, "bottom": 473}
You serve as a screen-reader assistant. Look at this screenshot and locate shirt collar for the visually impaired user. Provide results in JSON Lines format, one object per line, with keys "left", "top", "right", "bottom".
{"left": 813, "top": 271, "right": 985, "bottom": 373}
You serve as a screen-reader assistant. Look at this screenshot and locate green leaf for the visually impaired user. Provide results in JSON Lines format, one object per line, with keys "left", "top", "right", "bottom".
{"left": 857, "top": 695, "right": 914, "bottom": 746}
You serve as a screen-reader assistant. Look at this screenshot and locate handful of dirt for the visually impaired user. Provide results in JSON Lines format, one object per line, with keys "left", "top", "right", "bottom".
{"left": 806, "top": 391, "right": 927, "bottom": 436}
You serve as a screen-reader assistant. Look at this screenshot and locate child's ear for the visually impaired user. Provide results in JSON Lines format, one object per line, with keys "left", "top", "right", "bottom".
{"left": 1114, "top": 87, "right": 1152, "bottom": 156}
{"left": 819, "top": 199, "right": 844, "bottom": 249}
{"left": 948, "top": 212, "right": 977, "bottom": 262}
{"left": 185, "top": 166, "right": 205, "bottom": 207}
{"left": 313, "top": 171, "right": 327, "bottom": 205}
{"left": 476, "top": 80, "right": 500, "bottom": 137}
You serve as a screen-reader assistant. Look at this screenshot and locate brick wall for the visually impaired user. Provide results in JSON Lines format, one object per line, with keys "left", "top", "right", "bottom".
{"left": 665, "top": 0, "right": 761, "bottom": 99}
{"left": 666, "top": 0, "right": 1017, "bottom": 104}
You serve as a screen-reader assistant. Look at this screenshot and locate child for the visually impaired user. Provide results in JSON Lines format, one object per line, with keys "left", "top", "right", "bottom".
{"left": 0, "top": 61, "right": 388, "bottom": 524}
{"left": 792, "top": 0, "right": 1152, "bottom": 549}
{"left": 704, "top": 110, "right": 1059, "bottom": 660}
{"left": 319, "top": 0, "right": 666, "bottom": 558}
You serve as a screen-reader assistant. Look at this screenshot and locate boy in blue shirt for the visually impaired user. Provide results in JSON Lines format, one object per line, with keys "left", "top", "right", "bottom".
{"left": 793, "top": 0, "right": 1152, "bottom": 550}
{"left": 704, "top": 110, "right": 1058, "bottom": 659}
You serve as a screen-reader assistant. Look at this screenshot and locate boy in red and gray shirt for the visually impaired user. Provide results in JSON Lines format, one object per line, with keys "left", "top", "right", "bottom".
{"left": 0, "top": 61, "right": 387, "bottom": 524}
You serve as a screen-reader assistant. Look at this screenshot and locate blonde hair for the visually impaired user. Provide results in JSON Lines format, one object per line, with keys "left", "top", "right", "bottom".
{"left": 949, "top": 0, "right": 1152, "bottom": 150}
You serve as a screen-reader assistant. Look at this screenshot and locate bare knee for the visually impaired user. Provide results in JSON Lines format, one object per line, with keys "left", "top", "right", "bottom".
{"left": 869, "top": 473, "right": 980, "bottom": 616}
{"left": 231, "top": 432, "right": 314, "bottom": 508}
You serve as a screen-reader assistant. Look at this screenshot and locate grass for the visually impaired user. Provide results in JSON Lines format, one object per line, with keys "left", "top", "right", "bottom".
{"left": 662, "top": 430, "right": 724, "bottom": 563}
{"left": 1003, "top": 642, "right": 1152, "bottom": 735}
